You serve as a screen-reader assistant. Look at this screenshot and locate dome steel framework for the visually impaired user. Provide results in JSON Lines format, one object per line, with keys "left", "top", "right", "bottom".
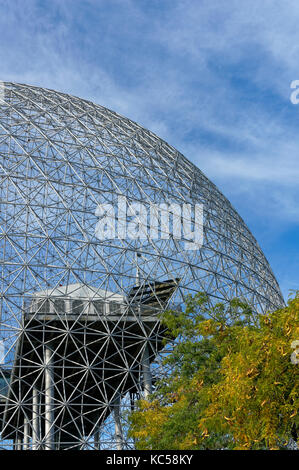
{"left": 0, "top": 82, "right": 284, "bottom": 450}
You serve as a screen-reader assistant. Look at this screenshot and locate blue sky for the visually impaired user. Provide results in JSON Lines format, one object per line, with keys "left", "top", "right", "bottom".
{"left": 0, "top": 0, "right": 298, "bottom": 300}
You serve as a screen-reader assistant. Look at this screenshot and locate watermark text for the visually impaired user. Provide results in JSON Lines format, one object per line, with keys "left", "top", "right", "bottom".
{"left": 95, "top": 197, "right": 204, "bottom": 251}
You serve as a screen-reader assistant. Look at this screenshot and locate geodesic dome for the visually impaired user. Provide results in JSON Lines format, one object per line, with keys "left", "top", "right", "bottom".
{"left": 0, "top": 82, "right": 284, "bottom": 450}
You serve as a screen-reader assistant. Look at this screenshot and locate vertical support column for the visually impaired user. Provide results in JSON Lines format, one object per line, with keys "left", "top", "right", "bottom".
{"left": 114, "top": 394, "right": 123, "bottom": 450}
{"left": 93, "top": 411, "right": 100, "bottom": 450}
{"left": 94, "top": 428, "right": 100, "bottom": 450}
{"left": 130, "top": 392, "right": 135, "bottom": 412}
{"left": 130, "top": 392, "right": 137, "bottom": 449}
{"left": 14, "top": 436, "right": 22, "bottom": 450}
{"left": 142, "top": 343, "right": 152, "bottom": 399}
{"left": 136, "top": 252, "right": 141, "bottom": 286}
{"left": 23, "top": 416, "right": 29, "bottom": 450}
{"left": 32, "top": 385, "right": 40, "bottom": 450}
{"left": 44, "top": 343, "right": 55, "bottom": 450}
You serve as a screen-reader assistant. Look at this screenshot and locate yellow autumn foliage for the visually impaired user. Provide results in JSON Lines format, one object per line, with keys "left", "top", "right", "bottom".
{"left": 128, "top": 294, "right": 299, "bottom": 450}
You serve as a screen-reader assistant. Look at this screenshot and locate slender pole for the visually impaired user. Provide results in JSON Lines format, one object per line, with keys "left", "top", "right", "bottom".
{"left": 130, "top": 392, "right": 137, "bottom": 449}
{"left": 136, "top": 252, "right": 153, "bottom": 398}
{"left": 94, "top": 428, "right": 100, "bottom": 450}
{"left": 142, "top": 343, "right": 152, "bottom": 399}
{"left": 130, "top": 392, "right": 135, "bottom": 412}
{"left": 14, "top": 436, "right": 22, "bottom": 450}
{"left": 44, "top": 344, "right": 55, "bottom": 450}
{"left": 136, "top": 252, "right": 141, "bottom": 286}
{"left": 23, "top": 416, "right": 29, "bottom": 450}
{"left": 32, "top": 385, "right": 39, "bottom": 450}
{"left": 114, "top": 394, "right": 123, "bottom": 450}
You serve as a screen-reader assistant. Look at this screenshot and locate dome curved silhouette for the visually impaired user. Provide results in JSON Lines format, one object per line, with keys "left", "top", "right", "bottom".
{"left": 0, "top": 82, "right": 284, "bottom": 449}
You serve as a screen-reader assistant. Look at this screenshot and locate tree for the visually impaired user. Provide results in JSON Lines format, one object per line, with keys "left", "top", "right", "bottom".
{"left": 128, "top": 293, "right": 299, "bottom": 450}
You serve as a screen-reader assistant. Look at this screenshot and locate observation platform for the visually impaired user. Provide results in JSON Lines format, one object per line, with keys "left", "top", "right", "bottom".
{"left": 0, "top": 280, "right": 180, "bottom": 449}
